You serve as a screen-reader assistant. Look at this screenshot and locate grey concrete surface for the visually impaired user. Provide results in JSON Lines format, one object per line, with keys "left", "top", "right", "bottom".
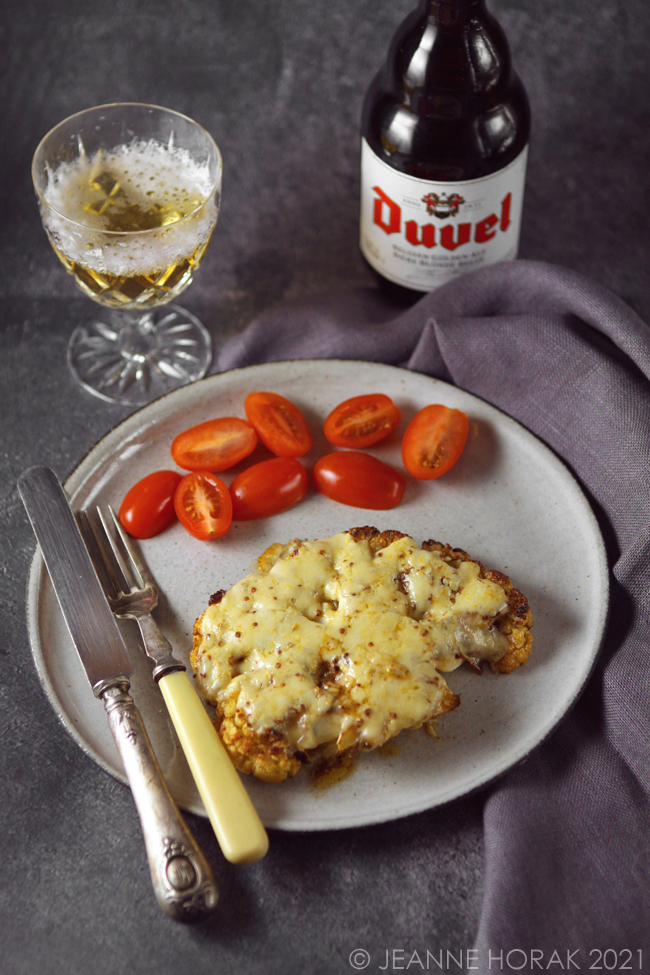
{"left": 1, "top": 0, "right": 649, "bottom": 972}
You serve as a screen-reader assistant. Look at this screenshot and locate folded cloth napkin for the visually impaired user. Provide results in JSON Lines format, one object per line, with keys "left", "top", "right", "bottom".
{"left": 217, "top": 260, "right": 650, "bottom": 958}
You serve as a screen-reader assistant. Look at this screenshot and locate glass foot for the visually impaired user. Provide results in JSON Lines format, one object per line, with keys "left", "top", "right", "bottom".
{"left": 67, "top": 305, "right": 212, "bottom": 406}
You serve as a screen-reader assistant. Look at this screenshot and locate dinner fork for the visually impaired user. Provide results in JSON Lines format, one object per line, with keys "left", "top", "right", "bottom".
{"left": 81, "top": 505, "right": 269, "bottom": 865}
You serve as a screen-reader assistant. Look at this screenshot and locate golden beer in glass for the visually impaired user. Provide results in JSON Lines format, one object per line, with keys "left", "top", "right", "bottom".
{"left": 32, "top": 104, "right": 222, "bottom": 405}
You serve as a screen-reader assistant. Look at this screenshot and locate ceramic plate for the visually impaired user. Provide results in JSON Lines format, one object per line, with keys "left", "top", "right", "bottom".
{"left": 26, "top": 360, "right": 609, "bottom": 830}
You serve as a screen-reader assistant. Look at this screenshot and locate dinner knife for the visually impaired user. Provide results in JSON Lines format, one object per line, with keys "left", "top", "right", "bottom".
{"left": 18, "top": 465, "right": 218, "bottom": 922}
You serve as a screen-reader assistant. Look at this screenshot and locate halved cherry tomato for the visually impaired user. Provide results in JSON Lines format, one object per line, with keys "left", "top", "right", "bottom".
{"left": 244, "top": 392, "right": 313, "bottom": 457}
{"left": 230, "top": 458, "right": 309, "bottom": 521}
{"left": 174, "top": 472, "right": 232, "bottom": 540}
{"left": 312, "top": 452, "right": 405, "bottom": 510}
{"left": 323, "top": 393, "right": 401, "bottom": 449}
{"left": 118, "top": 470, "right": 183, "bottom": 539}
{"left": 401, "top": 405, "right": 469, "bottom": 480}
{"left": 171, "top": 417, "right": 257, "bottom": 472}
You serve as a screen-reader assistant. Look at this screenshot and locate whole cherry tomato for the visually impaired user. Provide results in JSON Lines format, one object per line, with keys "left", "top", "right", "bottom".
{"left": 174, "top": 472, "right": 232, "bottom": 541}
{"left": 401, "top": 405, "right": 469, "bottom": 479}
{"left": 323, "top": 393, "right": 401, "bottom": 449}
{"left": 171, "top": 417, "right": 257, "bottom": 472}
{"left": 118, "top": 470, "right": 182, "bottom": 539}
{"left": 230, "top": 458, "right": 309, "bottom": 520}
{"left": 312, "top": 452, "right": 405, "bottom": 510}
{"left": 244, "top": 392, "right": 313, "bottom": 457}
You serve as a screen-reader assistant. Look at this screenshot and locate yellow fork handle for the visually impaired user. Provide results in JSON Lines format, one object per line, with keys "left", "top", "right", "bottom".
{"left": 157, "top": 669, "right": 269, "bottom": 864}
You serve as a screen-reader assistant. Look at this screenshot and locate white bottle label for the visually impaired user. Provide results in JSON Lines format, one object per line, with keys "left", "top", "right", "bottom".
{"left": 360, "top": 139, "right": 528, "bottom": 291}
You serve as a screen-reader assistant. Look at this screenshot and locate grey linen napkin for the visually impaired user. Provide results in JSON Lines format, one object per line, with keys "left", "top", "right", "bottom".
{"left": 217, "top": 260, "right": 650, "bottom": 958}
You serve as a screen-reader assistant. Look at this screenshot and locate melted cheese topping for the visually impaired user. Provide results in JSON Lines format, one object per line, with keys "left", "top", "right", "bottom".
{"left": 193, "top": 533, "right": 509, "bottom": 755}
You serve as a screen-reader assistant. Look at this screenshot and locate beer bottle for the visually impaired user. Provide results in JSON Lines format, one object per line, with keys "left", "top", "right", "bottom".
{"left": 360, "top": 0, "right": 530, "bottom": 299}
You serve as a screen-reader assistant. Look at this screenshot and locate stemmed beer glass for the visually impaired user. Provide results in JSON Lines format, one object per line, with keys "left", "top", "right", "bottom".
{"left": 32, "top": 104, "right": 222, "bottom": 406}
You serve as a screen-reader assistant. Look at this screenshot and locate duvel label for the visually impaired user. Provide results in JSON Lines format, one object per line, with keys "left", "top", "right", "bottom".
{"left": 360, "top": 140, "right": 528, "bottom": 292}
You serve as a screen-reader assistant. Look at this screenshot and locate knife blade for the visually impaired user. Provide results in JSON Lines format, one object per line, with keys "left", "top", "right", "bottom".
{"left": 18, "top": 465, "right": 218, "bottom": 921}
{"left": 18, "top": 465, "right": 133, "bottom": 691}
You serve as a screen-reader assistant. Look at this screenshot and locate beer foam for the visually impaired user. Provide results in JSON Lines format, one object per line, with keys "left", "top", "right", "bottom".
{"left": 41, "top": 140, "right": 219, "bottom": 277}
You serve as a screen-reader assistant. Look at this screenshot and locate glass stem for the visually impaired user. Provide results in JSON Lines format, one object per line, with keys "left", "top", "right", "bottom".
{"left": 118, "top": 311, "right": 159, "bottom": 362}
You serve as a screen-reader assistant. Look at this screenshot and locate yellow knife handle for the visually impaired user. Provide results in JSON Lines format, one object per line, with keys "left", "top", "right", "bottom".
{"left": 157, "top": 669, "right": 269, "bottom": 864}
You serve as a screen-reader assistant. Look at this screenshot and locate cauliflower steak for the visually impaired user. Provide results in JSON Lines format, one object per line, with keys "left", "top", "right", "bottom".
{"left": 191, "top": 527, "right": 533, "bottom": 782}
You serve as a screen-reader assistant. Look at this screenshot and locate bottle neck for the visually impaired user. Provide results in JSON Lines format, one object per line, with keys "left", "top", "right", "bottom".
{"left": 425, "top": 0, "right": 485, "bottom": 28}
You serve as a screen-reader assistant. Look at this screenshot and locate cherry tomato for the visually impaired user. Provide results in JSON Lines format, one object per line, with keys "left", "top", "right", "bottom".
{"left": 312, "top": 452, "right": 405, "bottom": 510}
{"left": 118, "top": 470, "right": 183, "bottom": 539}
{"left": 230, "top": 458, "right": 309, "bottom": 520}
{"left": 323, "top": 393, "right": 402, "bottom": 449}
{"left": 174, "top": 472, "right": 232, "bottom": 541}
{"left": 171, "top": 417, "right": 257, "bottom": 472}
{"left": 401, "top": 405, "right": 469, "bottom": 480}
{"left": 244, "top": 392, "right": 313, "bottom": 457}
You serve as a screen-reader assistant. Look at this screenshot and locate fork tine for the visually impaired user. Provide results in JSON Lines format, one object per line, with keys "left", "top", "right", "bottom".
{"left": 78, "top": 510, "right": 120, "bottom": 599}
{"left": 95, "top": 506, "right": 141, "bottom": 592}
{"left": 106, "top": 504, "right": 155, "bottom": 590}
{"left": 85, "top": 508, "right": 131, "bottom": 595}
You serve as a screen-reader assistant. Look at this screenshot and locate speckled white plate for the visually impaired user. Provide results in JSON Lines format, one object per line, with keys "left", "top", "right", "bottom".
{"left": 26, "top": 360, "right": 608, "bottom": 831}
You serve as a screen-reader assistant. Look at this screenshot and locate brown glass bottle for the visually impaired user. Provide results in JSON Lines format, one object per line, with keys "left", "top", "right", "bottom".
{"left": 360, "top": 0, "right": 530, "bottom": 301}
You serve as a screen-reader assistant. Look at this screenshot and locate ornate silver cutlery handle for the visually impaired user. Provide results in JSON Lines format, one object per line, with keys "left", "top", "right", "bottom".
{"left": 100, "top": 679, "right": 219, "bottom": 922}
